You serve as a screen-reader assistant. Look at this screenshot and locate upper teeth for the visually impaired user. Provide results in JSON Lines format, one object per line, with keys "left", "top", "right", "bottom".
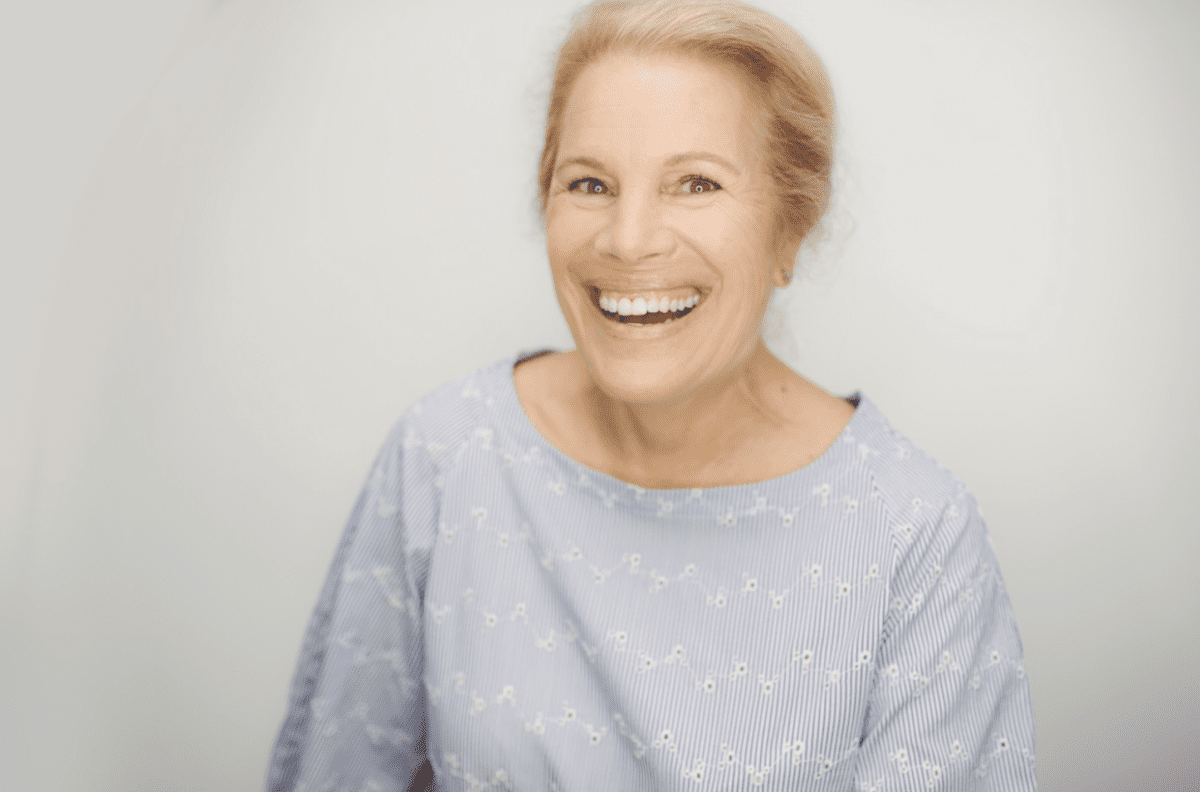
{"left": 598, "top": 291, "right": 700, "bottom": 316}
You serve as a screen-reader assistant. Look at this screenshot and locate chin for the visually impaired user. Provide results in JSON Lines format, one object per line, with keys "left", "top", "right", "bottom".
{"left": 579, "top": 347, "right": 706, "bottom": 407}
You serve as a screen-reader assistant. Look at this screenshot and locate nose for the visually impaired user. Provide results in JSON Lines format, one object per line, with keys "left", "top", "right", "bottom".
{"left": 594, "top": 189, "right": 676, "bottom": 265}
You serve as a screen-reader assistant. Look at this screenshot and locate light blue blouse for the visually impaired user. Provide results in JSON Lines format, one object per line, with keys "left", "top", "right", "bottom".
{"left": 265, "top": 350, "right": 1037, "bottom": 791}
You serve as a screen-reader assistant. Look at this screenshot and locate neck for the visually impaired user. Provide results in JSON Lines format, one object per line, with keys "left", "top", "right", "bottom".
{"left": 581, "top": 338, "right": 797, "bottom": 482}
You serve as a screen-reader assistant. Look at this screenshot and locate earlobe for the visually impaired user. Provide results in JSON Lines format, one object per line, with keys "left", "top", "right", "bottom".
{"left": 773, "top": 234, "right": 802, "bottom": 287}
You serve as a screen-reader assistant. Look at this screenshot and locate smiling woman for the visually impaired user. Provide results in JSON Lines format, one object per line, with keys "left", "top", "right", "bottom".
{"left": 264, "top": 1, "right": 1037, "bottom": 790}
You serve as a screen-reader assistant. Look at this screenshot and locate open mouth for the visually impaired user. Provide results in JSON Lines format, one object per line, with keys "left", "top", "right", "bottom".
{"left": 589, "top": 286, "right": 702, "bottom": 325}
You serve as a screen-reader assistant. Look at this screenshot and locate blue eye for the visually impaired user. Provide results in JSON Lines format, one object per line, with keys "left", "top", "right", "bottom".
{"left": 681, "top": 176, "right": 720, "bottom": 194}
{"left": 569, "top": 177, "right": 609, "bottom": 195}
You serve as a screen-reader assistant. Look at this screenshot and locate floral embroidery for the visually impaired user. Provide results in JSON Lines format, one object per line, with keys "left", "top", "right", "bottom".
{"left": 281, "top": 366, "right": 1035, "bottom": 792}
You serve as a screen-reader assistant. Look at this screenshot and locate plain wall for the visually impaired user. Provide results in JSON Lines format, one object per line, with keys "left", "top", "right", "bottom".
{"left": 2, "top": 0, "right": 1197, "bottom": 790}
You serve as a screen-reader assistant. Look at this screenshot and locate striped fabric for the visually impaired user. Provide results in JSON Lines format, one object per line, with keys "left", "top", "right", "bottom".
{"left": 265, "top": 350, "right": 1036, "bottom": 792}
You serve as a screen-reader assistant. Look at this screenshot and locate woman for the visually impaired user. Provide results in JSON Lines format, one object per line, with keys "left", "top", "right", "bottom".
{"left": 265, "top": 1, "right": 1037, "bottom": 789}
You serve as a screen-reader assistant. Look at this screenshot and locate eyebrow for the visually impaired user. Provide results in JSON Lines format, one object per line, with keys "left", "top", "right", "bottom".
{"left": 555, "top": 156, "right": 610, "bottom": 175}
{"left": 663, "top": 151, "right": 742, "bottom": 175}
{"left": 555, "top": 151, "right": 742, "bottom": 177}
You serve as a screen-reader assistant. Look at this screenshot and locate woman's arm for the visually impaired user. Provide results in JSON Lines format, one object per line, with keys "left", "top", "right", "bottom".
{"left": 855, "top": 488, "right": 1037, "bottom": 790}
{"left": 265, "top": 415, "right": 436, "bottom": 792}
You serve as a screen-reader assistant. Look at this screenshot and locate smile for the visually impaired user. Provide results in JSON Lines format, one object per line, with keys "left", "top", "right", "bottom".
{"left": 589, "top": 286, "right": 703, "bottom": 326}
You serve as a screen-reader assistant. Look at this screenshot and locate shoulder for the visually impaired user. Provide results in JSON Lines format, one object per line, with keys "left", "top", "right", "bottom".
{"left": 376, "top": 355, "right": 516, "bottom": 475}
{"left": 847, "top": 397, "right": 983, "bottom": 559}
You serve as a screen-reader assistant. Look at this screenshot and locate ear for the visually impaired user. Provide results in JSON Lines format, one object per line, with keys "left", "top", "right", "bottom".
{"left": 771, "top": 229, "right": 803, "bottom": 287}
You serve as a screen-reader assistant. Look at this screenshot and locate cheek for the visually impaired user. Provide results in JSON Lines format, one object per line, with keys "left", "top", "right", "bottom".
{"left": 691, "top": 217, "right": 776, "bottom": 294}
{"left": 545, "top": 204, "right": 588, "bottom": 268}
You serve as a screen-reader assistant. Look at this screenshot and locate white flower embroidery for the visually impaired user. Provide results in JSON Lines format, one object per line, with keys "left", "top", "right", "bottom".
{"left": 742, "top": 576, "right": 758, "bottom": 594}
{"left": 469, "top": 694, "right": 486, "bottom": 715}
{"left": 854, "top": 650, "right": 871, "bottom": 670}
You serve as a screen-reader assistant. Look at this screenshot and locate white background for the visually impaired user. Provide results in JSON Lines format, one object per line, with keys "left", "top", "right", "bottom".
{"left": 2, "top": 0, "right": 1197, "bottom": 790}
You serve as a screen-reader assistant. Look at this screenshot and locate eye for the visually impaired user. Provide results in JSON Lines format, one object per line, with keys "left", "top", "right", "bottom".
{"left": 567, "top": 177, "right": 610, "bottom": 195}
{"left": 679, "top": 176, "right": 721, "bottom": 194}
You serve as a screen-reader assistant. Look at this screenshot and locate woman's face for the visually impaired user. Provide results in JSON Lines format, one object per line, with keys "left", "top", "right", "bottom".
{"left": 546, "top": 51, "right": 795, "bottom": 406}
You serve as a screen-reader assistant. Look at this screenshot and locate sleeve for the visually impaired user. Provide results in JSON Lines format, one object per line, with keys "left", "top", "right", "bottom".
{"left": 854, "top": 486, "right": 1038, "bottom": 791}
{"left": 264, "top": 414, "right": 439, "bottom": 792}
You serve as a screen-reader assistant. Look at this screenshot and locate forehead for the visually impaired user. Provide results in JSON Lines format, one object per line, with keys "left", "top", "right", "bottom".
{"left": 559, "top": 52, "right": 761, "bottom": 166}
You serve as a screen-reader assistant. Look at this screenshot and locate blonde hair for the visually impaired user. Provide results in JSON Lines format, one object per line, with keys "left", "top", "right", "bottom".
{"left": 537, "top": 0, "right": 836, "bottom": 246}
